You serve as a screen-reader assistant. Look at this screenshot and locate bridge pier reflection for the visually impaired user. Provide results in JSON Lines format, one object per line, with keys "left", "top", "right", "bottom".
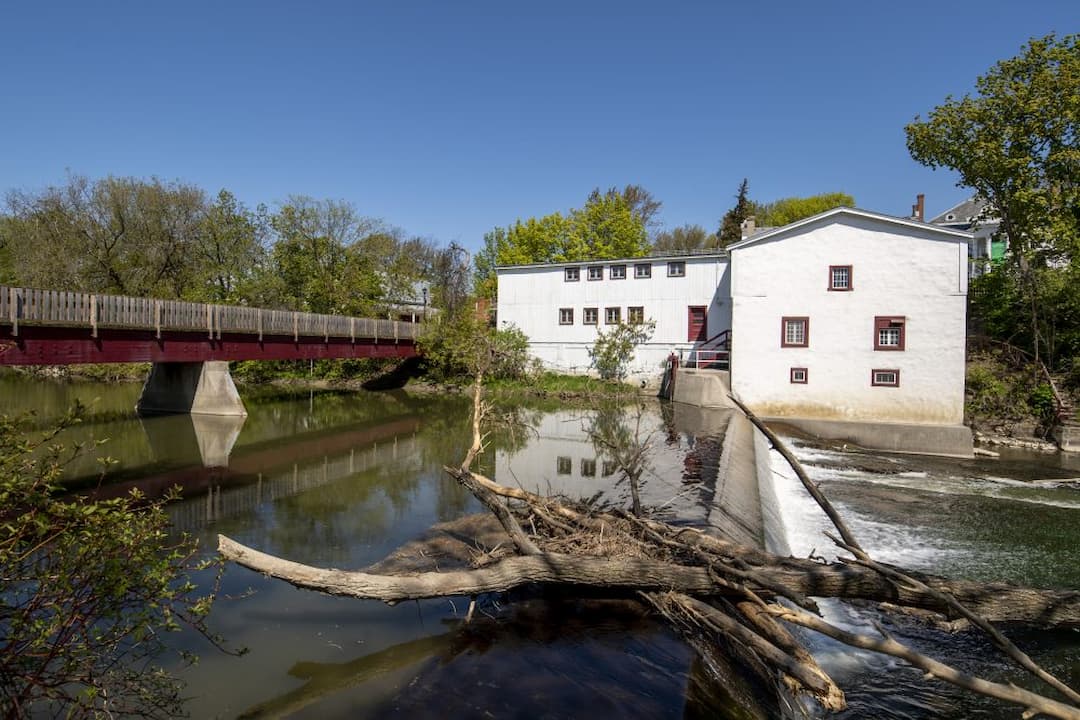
{"left": 140, "top": 412, "right": 246, "bottom": 468}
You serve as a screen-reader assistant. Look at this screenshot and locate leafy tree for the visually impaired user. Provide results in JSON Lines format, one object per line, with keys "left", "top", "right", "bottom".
{"left": 3, "top": 174, "right": 206, "bottom": 298}
{"left": 652, "top": 224, "right": 716, "bottom": 253}
{"left": 617, "top": 184, "right": 663, "bottom": 232}
{"left": 588, "top": 320, "right": 655, "bottom": 381}
{"left": 267, "top": 196, "right": 384, "bottom": 315}
{"left": 907, "top": 33, "right": 1080, "bottom": 363}
{"left": 0, "top": 407, "right": 229, "bottom": 717}
{"left": 568, "top": 188, "right": 650, "bottom": 260}
{"left": 472, "top": 187, "right": 653, "bottom": 299}
{"left": 191, "top": 190, "right": 269, "bottom": 303}
{"left": 718, "top": 178, "right": 752, "bottom": 248}
{"left": 754, "top": 192, "right": 855, "bottom": 226}
{"left": 418, "top": 311, "right": 531, "bottom": 382}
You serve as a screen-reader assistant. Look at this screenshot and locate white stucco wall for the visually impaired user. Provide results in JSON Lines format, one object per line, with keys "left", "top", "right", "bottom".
{"left": 496, "top": 255, "right": 729, "bottom": 379}
{"left": 728, "top": 213, "right": 969, "bottom": 425}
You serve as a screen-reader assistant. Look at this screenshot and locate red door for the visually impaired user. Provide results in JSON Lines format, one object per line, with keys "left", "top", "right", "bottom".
{"left": 687, "top": 306, "right": 707, "bottom": 342}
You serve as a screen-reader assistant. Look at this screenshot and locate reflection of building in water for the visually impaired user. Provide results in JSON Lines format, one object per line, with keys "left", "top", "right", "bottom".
{"left": 168, "top": 432, "right": 420, "bottom": 534}
{"left": 495, "top": 408, "right": 720, "bottom": 516}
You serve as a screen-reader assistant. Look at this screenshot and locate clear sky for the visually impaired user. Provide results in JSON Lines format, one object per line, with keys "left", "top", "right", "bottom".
{"left": 1, "top": 1, "right": 1076, "bottom": 253}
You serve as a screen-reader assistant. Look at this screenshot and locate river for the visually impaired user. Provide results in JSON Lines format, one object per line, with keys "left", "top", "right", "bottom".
{"left": 2, "top": 373, "right": 1078, "bottom": 719}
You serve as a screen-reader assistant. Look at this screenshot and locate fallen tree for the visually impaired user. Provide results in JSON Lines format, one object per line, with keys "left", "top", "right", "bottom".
{"left": 218, "top": 376, "right": 1080, "bottom": 718}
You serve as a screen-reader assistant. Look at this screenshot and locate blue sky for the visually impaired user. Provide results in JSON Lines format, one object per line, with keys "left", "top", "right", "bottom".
{"left": 1, "top": 1, "right": 1076, "bottom": 253}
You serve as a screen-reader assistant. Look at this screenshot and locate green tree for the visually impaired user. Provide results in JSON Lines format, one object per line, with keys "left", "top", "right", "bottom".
{"left": 652, "top": 224, "right": 716, "bottom": 253}
{"left": 754, "top": 192, "right": 855, "bottom": 226}
{"left": 0, "top": 408, "right": 229, "bottom": 717}
{"left": 568, "top": 188, "right": 650, "bottom": 260}
{"left": 418, "top": 311, "right": 531, "bottom": 382}
{"left": 718, "top": 179, "right": 752, "bottom": 248}
{"left": 191, "top": 190, "right": 269, "bottom": 303}
{"left": 267, "top": 196, "right": 384, "bottom": 315}
{"left": 907, "top": 33, "right": 1080, "bottom": 363}
{"left": 588, "top": 320, "right": 655, "bottom": 381}
{"left": 472, "top": 188, "right": 653, "bottom": 300}
{"left": 3, "top": 175, "right": 206, "bottom": 298}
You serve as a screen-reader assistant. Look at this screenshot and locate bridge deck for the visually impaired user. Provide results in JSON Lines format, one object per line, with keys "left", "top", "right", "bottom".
{"left": 0, "top": 285, "right": 419, "bottom": 365}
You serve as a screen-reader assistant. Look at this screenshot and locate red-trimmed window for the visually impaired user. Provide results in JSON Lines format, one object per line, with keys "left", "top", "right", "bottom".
{"left": 781, "top": 316, "right": 809, "bottom": 347}
{"left": 874, "top": 316, "right": 906, "bottom": 350}
{"left": 583, "top": 307, "right": 598, "bottom": 325}
{"left": 559, "top": 308, "right": 574, "bottom": 325}
{"left": 790, "top": 367, "right": 808, "bottom": 384}
{"left": 872, "top": 369, "right": 900, "bottom": 387}
{"left": 610, "top": 264, "right": 626, "bottom": 279}
{"left": 565, "top": 267, "right": 580, "bottom": 282}
{"left": 587, "top": 265, "right": 603, "bottom": 281}
{"left": 605, "top": 307, "right": 621, "bottom": 324}
{"left": 829, "top": 265, "right": 853, "bottom": 291}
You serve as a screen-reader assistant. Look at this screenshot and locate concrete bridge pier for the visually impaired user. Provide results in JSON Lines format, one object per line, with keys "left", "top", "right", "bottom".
{"left": 136, "top": 361, "right": 247, "bottom": 417}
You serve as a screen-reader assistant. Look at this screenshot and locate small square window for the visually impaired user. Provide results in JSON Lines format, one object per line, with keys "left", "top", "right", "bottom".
{"left": 605, "top": 307, "right": 621, "bottom": 324}
{"left": 587, "top": 265, "right": 603, "bottom": 281}
{"left": 581, "top": 458, "right": 597, "bottom": 477}
{"left": 872, "top": 369, "right": 900, "bottom": 387}
{"left": 628, "top": 306, "right": 645, "bottom": 324}
{"left": 602, "top": 460, "right": 617, "bottom": 477}
{"left": 781, "top": 316, "right": 809, "bottom": 347}
{"left": 609, "top": 264, "right": 626, "bottom": 279}
{"left": 556, "top": 456, "right": 572, "bottom": 475}
{"left": 829, "top": 265, "right": 853, "bottom": 291}
{"left": 874, "top": 316, "right": 906, "bottom": 350}
{"left": 583, "top": 307, "right": 598, "bottom": 325}
{"left": 790, "top": 367, "right": 808, "bottom": 384}
{"left": 565, "top": 267, "right": 580, "bottom": 282}
{"left": 559, "top": 308, "right": 574, "bottom": 325}
{"left": 634, "top": 263, "right": 652, "bottom": 279}
{"left": 667, "top": 261, "right": 686, "bottom": 277}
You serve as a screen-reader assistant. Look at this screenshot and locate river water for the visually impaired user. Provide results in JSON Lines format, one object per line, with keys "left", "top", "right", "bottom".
{"left": 2, "top": 374, "right": 1078, "bottom": 719}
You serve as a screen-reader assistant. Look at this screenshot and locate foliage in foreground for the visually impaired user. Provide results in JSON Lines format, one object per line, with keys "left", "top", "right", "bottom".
{"left": 589, "top": 320, "right": 655, "bottom": 381}
{"left": 0, "top": 407, "right": 226, "bottom": 718}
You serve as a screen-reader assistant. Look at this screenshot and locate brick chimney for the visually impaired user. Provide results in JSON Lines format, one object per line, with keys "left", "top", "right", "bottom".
{"left": 912, "top": 194, "right": 925, "bottom": 222}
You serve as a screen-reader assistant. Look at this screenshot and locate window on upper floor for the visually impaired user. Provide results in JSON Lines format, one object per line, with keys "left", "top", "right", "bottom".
{"left": 605, "top": 307, "right": 621, "bottom": 324}
{"left": 587, "top": 265, "right": 603, "bottom": 281}
{"left": 634, "top": 263, "right": 652, "bottom": 279}
{"left": 628, "top": 306, "right": 645, "bottom": 324}
{"left": 781, "top": 316, "right": 809, "bottom": 347}
{"left": 829, "top": 265, "right": 853, "bottom": 291}
{"left": 667, "top": 261, "right": 686, "bottom": 277}
{"left": 559, "top": 308, "right": 574, "bottom": 325}
{"left": 874, "top": 316, "right": 906, "bottom": 350}
{"left": 565, "top": 267, "right": 580, "bottom": 282}
{"left": 872, "top": 369, "right": 900, "bottom": 387}
{"left": 790, "top": 367, "right": 808, "bottom": 384}
{"left": 583, "top": 307, "right": 598, "bottom": 325}
{"left": 610, "top": 264, "right": 626, "bottom": 279}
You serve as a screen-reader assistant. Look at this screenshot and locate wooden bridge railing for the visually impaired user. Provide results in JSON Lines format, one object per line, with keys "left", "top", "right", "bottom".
{"left": 0, "top": 285, "right": 419, "bottom": 343}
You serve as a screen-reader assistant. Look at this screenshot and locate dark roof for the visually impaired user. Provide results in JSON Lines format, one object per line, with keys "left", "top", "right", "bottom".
{"left": 929, "top": 197, "right": 994, "bottom": 226}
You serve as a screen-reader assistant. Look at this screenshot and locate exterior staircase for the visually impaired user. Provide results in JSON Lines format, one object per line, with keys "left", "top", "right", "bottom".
{"left": 685, "top": 329, "right": 731, "bottom": 370}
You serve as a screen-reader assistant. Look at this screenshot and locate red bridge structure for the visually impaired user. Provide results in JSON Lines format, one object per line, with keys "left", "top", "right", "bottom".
{"left": 0, "top": 285, "right": 419, "bottom": 416}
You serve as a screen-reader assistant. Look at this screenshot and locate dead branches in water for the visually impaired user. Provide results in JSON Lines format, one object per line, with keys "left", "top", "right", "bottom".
{"left": 218, "top": 380, "right": 1080, "bottom": 717}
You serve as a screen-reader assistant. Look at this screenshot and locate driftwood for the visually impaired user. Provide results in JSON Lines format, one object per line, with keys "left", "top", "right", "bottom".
{"left": 217, "top": 379, "right": 1080, "bottom": 718}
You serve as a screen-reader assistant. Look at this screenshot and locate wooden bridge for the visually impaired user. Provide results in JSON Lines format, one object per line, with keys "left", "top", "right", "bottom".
{"left": 0, "top": 285, "right": 421, "bottom": 415}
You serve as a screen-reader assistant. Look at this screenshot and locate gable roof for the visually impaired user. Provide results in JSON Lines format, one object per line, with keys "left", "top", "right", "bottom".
{"left": 726, "top": 206, "right": 972, "bottom": 252}
{"left": 928, "top": 196, "right": 998, "bottom": 226}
